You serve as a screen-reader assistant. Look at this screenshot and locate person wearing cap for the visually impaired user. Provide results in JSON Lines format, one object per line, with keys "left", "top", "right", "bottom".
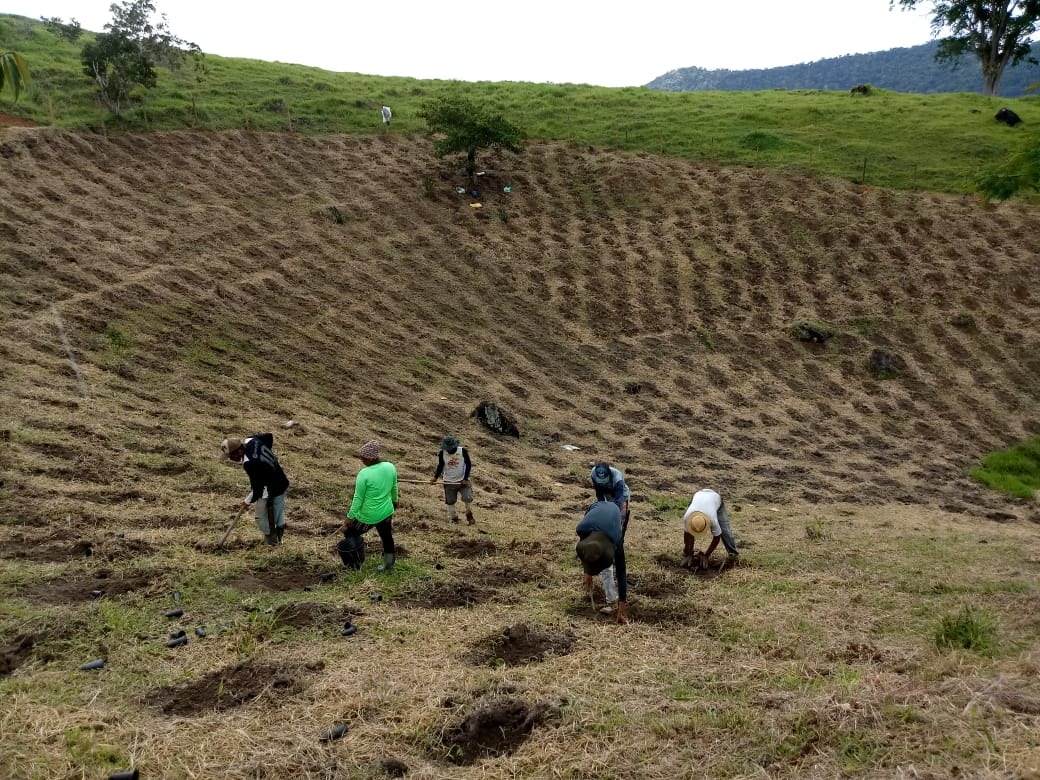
{"left": 590, "top": 462, "right": 630, "bottom": 523}
{"left": 339, "top": 440, "right": 399, "bottom": 572}
{"left": 681, "top": 488, "right": 739, "bottom": 569}
{"left": 430, "top": 435, "right": 475, "bottom": 525}
{"left": 220, "top": 434, "right": 290, "bottom": 545}
{"left": 589, "top": 462, "right": 631, "bottom": 607}
{"left": 575, "top": 500, "right": 629, "bottom": 624}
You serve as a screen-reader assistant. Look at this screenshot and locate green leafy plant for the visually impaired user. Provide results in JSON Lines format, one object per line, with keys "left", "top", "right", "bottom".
{"left": 418, "top": 95, "right": 522, "bottom": 178}
{"left": 934, "top": 606, "right": 996, "bottom": 654}
{"left": 0, "top": 51, "right": 29, "bottom": 100}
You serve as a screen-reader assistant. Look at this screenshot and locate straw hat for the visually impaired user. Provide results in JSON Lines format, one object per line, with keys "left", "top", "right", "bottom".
{"left": 684, "top": 511, "right": 711, "bottom": 537}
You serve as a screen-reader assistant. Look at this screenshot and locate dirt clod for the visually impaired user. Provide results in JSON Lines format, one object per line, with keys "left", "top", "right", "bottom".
{"left": 470, "top": 623, "right": 574, "bottom": 666}
{"left": 439, "top": 696, "right": 552, "bottom": 765}
{"left": 146, "top": 661, "right": 309, "bottom": 716}
{"left": 379, "top": 757, "right": 409, "bottom": 777}
{"left": 444, "top": 538, "right": 497, "bottom": 558}
{"left": 272, "top": 601, "right": 354, "bottom": 629}
{"left": 0, "top": 634, "right": 39, "bottom": 678}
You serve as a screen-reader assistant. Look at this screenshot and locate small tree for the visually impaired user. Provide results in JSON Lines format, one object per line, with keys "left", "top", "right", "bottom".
{"left": 0, "top": 51, "right": 30, "bottom": 100}
{"left": 41, "top": 16, "right": 83, "bottom": 43}
{"left": 419, "top": 96, "right": 522, "bottom": 179}
{"left": 891, "top": 1, "right": 1040, "bottom": 96}
{"left": 81, "top": 0, "right": 201, "bottom": 116}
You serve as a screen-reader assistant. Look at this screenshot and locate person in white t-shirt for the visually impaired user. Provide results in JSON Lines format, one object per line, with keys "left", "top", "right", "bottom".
{"left": 681, "top": 488, "right": 739, "bottom": 569}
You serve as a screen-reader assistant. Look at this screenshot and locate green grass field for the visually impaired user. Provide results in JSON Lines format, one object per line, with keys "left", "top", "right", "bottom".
{"left": 972, "top": 437, "right": 1040, "bottom": 500}
{"left": 1, "top": 12, "right": 1037, "bottom": 194}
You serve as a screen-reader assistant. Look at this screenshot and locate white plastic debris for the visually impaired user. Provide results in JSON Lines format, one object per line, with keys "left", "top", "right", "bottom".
{"left": 561, "top": 444, "right": 581, "bottom": 451}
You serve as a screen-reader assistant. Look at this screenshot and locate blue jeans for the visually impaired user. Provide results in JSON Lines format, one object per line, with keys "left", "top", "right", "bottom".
{"left": 255, "top": 492, "right": 286, "bottom": 536}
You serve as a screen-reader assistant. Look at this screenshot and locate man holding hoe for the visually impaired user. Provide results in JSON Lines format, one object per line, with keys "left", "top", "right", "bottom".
{"left": 220, "top": 433, "right": 290, "bottom": 545}
{"left": 430, "top": 435, "right": 475, "bottom": 525}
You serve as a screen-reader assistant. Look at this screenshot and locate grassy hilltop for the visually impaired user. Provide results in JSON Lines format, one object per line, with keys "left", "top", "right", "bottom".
{"left": 0, "top": 11, "right": 1039, "bottom": 780}
{"left": 2, "top": 12, "right": 1040, "bottom": 194}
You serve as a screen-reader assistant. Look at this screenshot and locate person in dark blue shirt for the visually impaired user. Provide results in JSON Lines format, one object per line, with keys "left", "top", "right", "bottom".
{"left": 575, "top": 500, "right": 628, "bottom": 624}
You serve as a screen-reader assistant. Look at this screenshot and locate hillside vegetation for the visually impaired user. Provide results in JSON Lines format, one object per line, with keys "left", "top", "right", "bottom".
{"left": 0, "top": 13, "right": 1038, "bottom": 195}
{"left": 647, "top": 41, "right": 1040, "bottom": 97}
{"left": 0, "top": 126, "right": 1038, "bottom": 777}
{"left": 1, "top": 9, "right": 1039, "bottom": 780}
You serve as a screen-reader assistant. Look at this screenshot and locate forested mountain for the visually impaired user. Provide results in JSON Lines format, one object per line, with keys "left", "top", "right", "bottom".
{"left": 647, "top": 41, "right": 1040, "bottom": 96}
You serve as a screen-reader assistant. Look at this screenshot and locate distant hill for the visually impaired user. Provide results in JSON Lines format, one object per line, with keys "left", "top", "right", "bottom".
{"left": 647, "top": 41, "right": 1040, "bottom": 96}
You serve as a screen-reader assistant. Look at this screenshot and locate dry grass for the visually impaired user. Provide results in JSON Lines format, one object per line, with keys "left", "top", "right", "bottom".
{"left": 0, "top": 127, "right": 1039, "bottom": 778}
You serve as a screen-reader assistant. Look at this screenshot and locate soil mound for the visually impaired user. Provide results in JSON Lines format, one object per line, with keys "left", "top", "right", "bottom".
{"left": 145, "top": 660, "right": 317, "bottom": 716}
{"left": 629, "top": 571, "right": 685, "bottom": 598}
{"left": 403, "top": 581, "right": 513, "bottom": 609}
{"left": 223, "top": 562, "right": 333, "bottom": 593}
{"left": 439, "top": 696, "right": 553, "bottom": 765}
{"left": 272, "top": 601, "right": 355, "bottom": 629}
{"left": 444, "top": 539, "right": 497, "bottom": 559}
{"left": 470, "top": 623, "right": 575, "bottom": 666}
{"left": 457, "top": 562, "right": 547, "bottom": 587}
{"left": 0, "top": 634, "right": 40, "bottom": 678}
{"left": 21, "top": 572, "right": 156, "bottom": 604}
{"left": 1, "top": 534, "right": 155, "bottom": 563}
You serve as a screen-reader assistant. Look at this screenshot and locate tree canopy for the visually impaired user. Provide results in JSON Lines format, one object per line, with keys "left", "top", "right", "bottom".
{"left": 892, "top": 0, "right": 1040, "bottom": 95}
{"left": 418, "top": 96, "right": 523, "bottom": 177}
{"left": 79, "top": 0, "right": 200, "bottom": 115}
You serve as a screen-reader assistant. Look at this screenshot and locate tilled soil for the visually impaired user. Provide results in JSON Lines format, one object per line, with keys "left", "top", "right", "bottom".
{"left": 443, "top": 539, "right": 497, "bottom": 559}
{"left": 438, "top": 696, "right": 554, "bottom": 765}
{"left": 271, "top": 601, "right": 356, "bottom": 629}
{"left": 401, "top": 581, "right": 515, "bottom": 609}
{"left": 468, "top": 622, "right": 575, "bottom": 666}
{"left": 0, "top": 533, "right": 154, "bottom": 563}
{"left": 145, "top": 660, "right": 321, "bottom": 716}
{"left": 19, "top": 571, "right": 158, "bottom": 604}
{"left": 223, "top": 562, "right": 338, "bottom": 593}
{"left": 0, "top": 634, "right": 40, "bottom": 678}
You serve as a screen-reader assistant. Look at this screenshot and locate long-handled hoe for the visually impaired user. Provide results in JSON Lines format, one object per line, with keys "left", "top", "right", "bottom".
{"left": 217, "top": 504, "right": 248, "bottom": 551}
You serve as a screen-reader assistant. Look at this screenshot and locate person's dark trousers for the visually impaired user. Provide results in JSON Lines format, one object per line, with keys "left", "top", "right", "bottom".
{"left": 347, "top": 516, "right": 395, "bottom": 555}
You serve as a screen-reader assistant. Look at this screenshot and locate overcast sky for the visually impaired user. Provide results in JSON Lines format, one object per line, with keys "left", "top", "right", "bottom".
{"left": 7, "top": 1, "right": 938, "bottom": 86}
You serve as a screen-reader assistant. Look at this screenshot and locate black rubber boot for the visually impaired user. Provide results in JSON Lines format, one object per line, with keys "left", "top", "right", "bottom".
{"left": 377, "top": 552, "right": 395, "bottom": 572}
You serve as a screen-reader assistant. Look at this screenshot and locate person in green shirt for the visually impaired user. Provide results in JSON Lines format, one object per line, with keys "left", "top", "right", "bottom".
{"left": 338, "top": 440, "right": 399, "bottom": 572}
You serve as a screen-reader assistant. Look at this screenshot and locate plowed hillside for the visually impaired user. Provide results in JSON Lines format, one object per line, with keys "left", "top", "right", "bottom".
{"left": 1, "top": 129, "right": 1037, "bottom": 518}
{"left": 1, "top": 129, "right": 1040, "bottom": 779}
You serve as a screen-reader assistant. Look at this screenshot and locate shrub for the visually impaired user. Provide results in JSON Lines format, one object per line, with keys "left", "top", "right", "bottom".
{"left": 970, "top": 437, "right": 1040, "bottom": 500}
{"left": 934, "top": 606, "right": 996, "bottom": 654}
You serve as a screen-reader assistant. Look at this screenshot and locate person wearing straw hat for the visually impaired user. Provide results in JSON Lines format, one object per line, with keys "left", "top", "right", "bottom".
{"left": 681, "top": 488, "right": 739, "bottom": 569}
{"left": 430, "top": 435, "right": 475, "bottom": 525}
{"left": 338, "top": 440, "right": 399, "bottom": 572}
{"left": 220, "top": 433, "right": 290, "bottom": 545}
{"left": 575, "top": 499, "right": 629, "bottom": 624}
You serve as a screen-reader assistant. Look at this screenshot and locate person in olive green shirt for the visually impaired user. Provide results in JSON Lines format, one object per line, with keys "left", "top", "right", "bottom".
{"left": 339, "top": 440, "right": 399, "bottom": 572}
